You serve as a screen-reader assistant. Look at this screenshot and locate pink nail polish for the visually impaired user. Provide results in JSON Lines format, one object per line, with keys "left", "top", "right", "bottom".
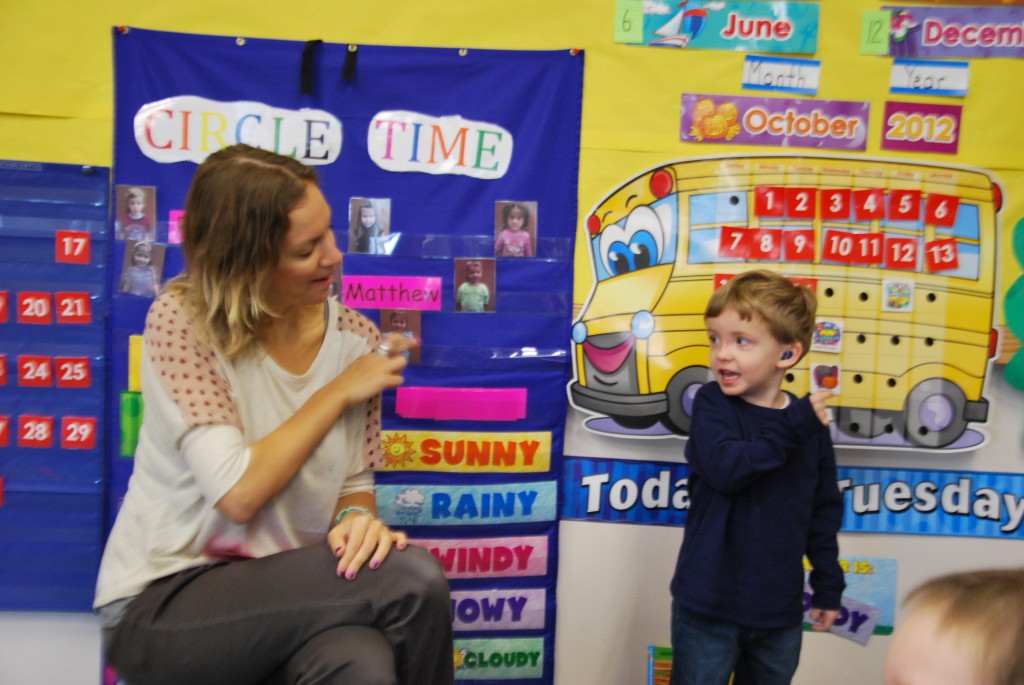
{"left": 346, "top": 570, "right": 356, "bottom": 580}
{"left": 370, "top": 560, "right": 379, "bottom": 569}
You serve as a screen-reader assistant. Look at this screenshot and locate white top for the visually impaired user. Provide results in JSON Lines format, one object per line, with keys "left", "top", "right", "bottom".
{"left": 94, "top": 293, "right": 383, "bottom": 608}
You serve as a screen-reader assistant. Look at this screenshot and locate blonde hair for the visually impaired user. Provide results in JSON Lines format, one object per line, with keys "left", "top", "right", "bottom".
{"left": 902, "top": 569, "right": 1024, "bottom": 685}
{"left": 705, "top": 269, "right": 816, "bottom": 358}
{"left": 165, "top": 144, "right": 318, "bottom": 358}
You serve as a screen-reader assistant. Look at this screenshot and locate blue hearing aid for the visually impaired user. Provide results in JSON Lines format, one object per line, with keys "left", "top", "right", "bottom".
{"left": 781, "top": 349, "right": 794, "bottom": 360}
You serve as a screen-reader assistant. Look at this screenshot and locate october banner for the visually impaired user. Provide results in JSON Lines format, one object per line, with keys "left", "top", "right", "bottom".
{"left": 680, "top": 94, "right": 870, "bottom": 150}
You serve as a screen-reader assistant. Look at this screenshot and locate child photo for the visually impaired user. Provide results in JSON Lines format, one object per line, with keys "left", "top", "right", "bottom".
{"left": 115, "top": 184, "right": 157, "bottom": 242}
{"left": 118, "top": 240, "right": 165, "bottom": 298}
{"left": 348, "top": 197, "right": 395, "bottom": 255}
{"left": 381, "top": 308, "right": 422, "bottom": 364}
{"left": 454, "top": 258, "right": 496, "bottom": 313}
{"left": 494, "top": 200, "right": 537, "bottom": 258}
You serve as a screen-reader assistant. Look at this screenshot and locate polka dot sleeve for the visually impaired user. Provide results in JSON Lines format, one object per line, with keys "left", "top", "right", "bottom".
{"left": 144, "top": 293, "right": 242, "bottom": 431}
{"left": 336, "top": 303, "right": 383, "bottom": 470}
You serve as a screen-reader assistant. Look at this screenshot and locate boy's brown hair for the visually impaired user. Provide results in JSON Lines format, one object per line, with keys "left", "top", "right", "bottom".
{"left": 705, "top": 269, "right": 817, "bottom": 359}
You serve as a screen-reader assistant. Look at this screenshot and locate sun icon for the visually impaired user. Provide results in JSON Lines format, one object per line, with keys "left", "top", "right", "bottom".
{"left": 381, "top": 433, "right": 417, "bottom": 469}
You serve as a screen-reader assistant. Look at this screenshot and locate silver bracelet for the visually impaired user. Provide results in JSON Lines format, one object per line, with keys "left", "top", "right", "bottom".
{"left": 333, "top": 505, "right": 375, "bottom": 527}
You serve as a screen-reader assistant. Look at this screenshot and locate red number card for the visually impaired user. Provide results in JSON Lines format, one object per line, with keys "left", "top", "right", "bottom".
{"left": 0, "top": 291, "right": 8, "bottom": 323}
{"left": 822, "top": 230, "right": 856, "bottom": 264}
{"left": 61, "top": 417, "right": 97, "bottom": 450}
{"left": 55, "top": 292, "right": 92, "bottom": 324}
{"left": 888, "top": 190, "right": 922, "bottom": 221}
{"left": 925, "top": 238, "right": 960, "bottom": 272}
{"left": 750, "top": 228, "right": 783, "bottom": 260}
{"left": 754, "top": 186, "right": 785, "bottom": 217}
{"left": 55, "top": 230, "right": 92, "bottom": 265}
{"left": 925, "top": 193, "right": 960, "bottom": 227}
{"left": 0, "top": 355, "right": 6, "bottom": 386}
{"left": 18, "top": 355, "right": 52, "bottom": 387}
{"left": 786, "top": 188, "right": 817, "bottom": 219}
{"left": 713, "top": 273, "right": 735, "bottom": 289}
{"left": 885, "top": 236, "right": 919, "bottom": 270}
{"left": 18, "top": 415, "right": 54, "bottom": 448}
{"left": 851, "top": 233, "right": 884, "bottom": 266}
{"left": 784, "top": 229, "right": 815, "bottom": 262}
{"left": 17, "top": 292, "right": 52, "bottom": 325}
{"left": 718, "top": 226, "right": 752, "bottom": 259}
{"left": 0, "top": 417, "right": 9, "bottom": 447}
{"left": 55, "top": 357, "right": 92, "bottom": 389}
{"left": 820, "top": 189, "right": 852, "bottom": 221}
{"left": 854, "top": 188, "right": 886, "bottom": 221}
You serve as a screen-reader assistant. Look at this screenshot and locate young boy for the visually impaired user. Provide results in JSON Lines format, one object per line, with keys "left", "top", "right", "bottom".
{"left": 670, "top": 269, "right": 844, "bottom": 685}
{"left": 456, "top": 260, "right": 490, "bottom": 312}
{"left": 884, "top": 568, "right": 1024, "bottom": 685}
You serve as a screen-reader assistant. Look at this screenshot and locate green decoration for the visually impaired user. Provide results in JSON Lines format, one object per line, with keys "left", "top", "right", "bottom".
{"left": 1015, "top": 217, "right": 1024, "bottom": 269}
{"left": 1005, "top": 218, "right": 1024, "bottom": 392}
{"left": 119, "top": 391, "right": 144, "bottom": 458}
{"left": 1005, "top": 349, "right": 1024, "bottom": 392}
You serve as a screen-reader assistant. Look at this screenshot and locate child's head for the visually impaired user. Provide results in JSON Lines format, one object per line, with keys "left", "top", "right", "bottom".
{"left": 389, "top": 310, "right": 408, "bottom": 332}
{"left": 705, "top": 270, "right": 816, "bottom": 359}
{"left": 126, "top": 187, "right": 146, "bottom": 218}
{"left": 503, "top": 203, "right": 529, "bottom": 232}
{"left": 465, "top": 260, "right": 483, "bottom": 284}
{"left": 131, "top": 241, "right": 153, "bottom": 266}
{"left": 885, "top": 568, "right": 1024, "bottom": 685}
{"left": 359, "top": 201, "right": 376, "bottom": 228}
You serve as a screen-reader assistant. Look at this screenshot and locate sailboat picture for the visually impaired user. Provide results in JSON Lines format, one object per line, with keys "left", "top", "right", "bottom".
{"left": 651, "top": 1, "right": 709, "bottom": 47}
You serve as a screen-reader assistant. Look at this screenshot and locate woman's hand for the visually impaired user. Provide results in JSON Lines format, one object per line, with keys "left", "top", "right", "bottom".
{"left": 333, "top": 333, "right": 419, "bottom": 409}
{"left": 328, "top": 512, "right": 408, "bottom": 580}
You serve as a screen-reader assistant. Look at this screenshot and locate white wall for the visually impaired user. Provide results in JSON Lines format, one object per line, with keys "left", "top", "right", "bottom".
{"left": 554, "top": 365, "right": 1024, "bottom": 685}
{"left": 0, "top": 612, "right": 101, "bottom": 684}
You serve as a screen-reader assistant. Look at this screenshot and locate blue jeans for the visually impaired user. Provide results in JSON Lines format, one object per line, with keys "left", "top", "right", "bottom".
{"left": 670, "top": 602, "right": 802, "bottom": 685}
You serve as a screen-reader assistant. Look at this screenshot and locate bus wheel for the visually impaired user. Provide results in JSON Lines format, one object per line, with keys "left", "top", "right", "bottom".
{"left": 902, "top": 379, "right": 968, "bottom": 448}
{"left": 612, "top": 415, "right": 659, "bottom": 430}
{"left": 836, "top": 407, "right": 898, "bottom": 439}
{"left": 663, "top": 366, "right": 713, "bottom": 435}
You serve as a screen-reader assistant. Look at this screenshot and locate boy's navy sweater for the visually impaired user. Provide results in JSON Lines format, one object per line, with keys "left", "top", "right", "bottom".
{"left": 671, "top": 381, "right": 845, "bottom": 629}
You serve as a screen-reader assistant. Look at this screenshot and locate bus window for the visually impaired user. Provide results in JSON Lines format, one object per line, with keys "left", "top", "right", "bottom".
{"left": 881, "top": 215, "right": 924, "bottom": 232}
{"left": 689, "top": 191, "right": 748, "bottom": 225}
{"left": 689, "top": 227, "right": 747, "bottom": 264}
{"left": 934, "top": 242, "right": 980, "bottom": 280}
{"left": 938, "top": 203, "right": 980, "bottom": 241}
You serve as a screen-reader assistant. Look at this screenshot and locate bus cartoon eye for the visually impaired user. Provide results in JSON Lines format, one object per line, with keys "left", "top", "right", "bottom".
{"left": 598, "top": 205, "right": 666, "bottom": 277}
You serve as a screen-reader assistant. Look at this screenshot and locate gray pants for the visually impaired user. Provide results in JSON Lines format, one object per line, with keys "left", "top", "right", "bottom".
{"left": 104, "top": 544, "right": 453, "bottom": 685}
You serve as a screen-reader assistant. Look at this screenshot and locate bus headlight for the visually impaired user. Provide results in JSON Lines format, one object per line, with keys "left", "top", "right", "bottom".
{"left": 631, "top": 310, "right": 655, "bottom": 340}
{"left": 572, "top": 321, "right": 589, "bottom": 344}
